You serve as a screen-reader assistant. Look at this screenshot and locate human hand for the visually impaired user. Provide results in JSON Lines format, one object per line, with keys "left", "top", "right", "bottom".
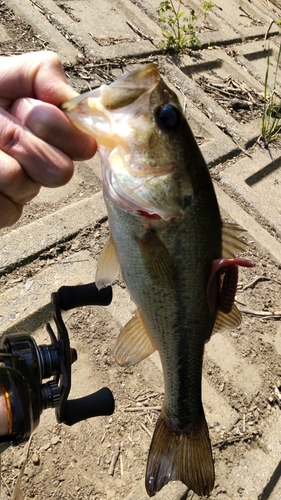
{"left": 0, "top": 51, "right": 97, "bottom": 228}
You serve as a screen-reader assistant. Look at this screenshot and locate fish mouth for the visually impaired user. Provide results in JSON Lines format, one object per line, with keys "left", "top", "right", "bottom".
{"left": 63, "top": 63, "right": 191, "bottom": 221}
{"left": 62, "top": 63, "right": 163, "bottom": 156}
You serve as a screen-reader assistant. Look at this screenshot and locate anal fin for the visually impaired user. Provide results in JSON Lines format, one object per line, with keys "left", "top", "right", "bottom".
{"left": 114, "top": 309, "right": 157, "bottom": 367}
{"left": 145, "top": 410, "right": 214, "bottom": 497}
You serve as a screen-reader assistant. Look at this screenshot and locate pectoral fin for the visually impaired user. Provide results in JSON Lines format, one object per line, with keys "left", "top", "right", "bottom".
{"left": 95, "top": 236, "right": 120, "bottom": 290}
{"left": 114, "top": 309, "right": 157, "bottom": 367}
{"left": 136, "top": 230, "right": 175, "bottom": 289}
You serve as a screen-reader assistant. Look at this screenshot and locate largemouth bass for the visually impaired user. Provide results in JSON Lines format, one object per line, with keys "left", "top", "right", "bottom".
{"left": 62, "top": 64, "right": 254, "bottom": 497}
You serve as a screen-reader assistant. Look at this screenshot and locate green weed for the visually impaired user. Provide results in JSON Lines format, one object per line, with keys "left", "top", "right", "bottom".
{"left": 156, "top": 0, "right": 215, "bottom": 53}
{"left": 200, "top": 1, "right": 216, "bottom": 21}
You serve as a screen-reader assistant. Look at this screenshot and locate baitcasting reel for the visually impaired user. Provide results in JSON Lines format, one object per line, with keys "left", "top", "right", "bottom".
{"left": 0, "top": 282, "right": 115, "bottom": 454}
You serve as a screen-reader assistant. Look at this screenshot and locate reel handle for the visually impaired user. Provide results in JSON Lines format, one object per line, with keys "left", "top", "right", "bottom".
{"left": 63, "top": 388, "right": 115, "bottom": 426}
{"left": 57, "top": 283, "right": 112, "bottom": 311}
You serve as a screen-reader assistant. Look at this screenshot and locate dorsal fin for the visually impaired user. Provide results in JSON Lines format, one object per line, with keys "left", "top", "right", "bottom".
{"left": 95, "top": 236, "right": 120, "bottom": 290}
{"left": 222, "top": 222, "right": 247, "bottom": 258}
{"left": 114, "top": 309, "right": 157, "bottom": 367}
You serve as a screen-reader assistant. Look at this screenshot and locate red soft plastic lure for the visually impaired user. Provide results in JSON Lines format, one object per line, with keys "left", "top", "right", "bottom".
{"left": 207, "top": 258, "right": 255, "bottom": 314}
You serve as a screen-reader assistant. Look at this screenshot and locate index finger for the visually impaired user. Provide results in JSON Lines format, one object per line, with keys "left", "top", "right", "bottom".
{"left": 0, "top": 51, "right": 77, "bottom": 107}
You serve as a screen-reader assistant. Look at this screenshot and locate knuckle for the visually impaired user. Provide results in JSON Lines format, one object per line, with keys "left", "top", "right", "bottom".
{"left": 0, "top": 121, "right": 22, "bottom": 153}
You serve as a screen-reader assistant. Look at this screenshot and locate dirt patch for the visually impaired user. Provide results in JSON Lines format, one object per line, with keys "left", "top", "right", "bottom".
{"left": 0, "top": 1, "right": 51, "bottom": 55}
{"left": 196, "top": 75, "right": 264, "bottom": 124}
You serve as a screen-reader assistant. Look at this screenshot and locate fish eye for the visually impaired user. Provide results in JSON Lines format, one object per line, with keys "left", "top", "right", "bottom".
{"left": 155, "top": 104, "right": 182, "bottom": 132}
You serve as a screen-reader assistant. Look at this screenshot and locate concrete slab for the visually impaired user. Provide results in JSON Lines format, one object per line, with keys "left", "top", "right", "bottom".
{"left": 34, "top": 157, "right": 101, "bottom": 205}
{"left": 3, "top": 0, "right": 275, "bottom": 165}
{"left": 3, "top": 0, "right": 279, "bottom": 62}
{"left": 60, "top": 0, "right": 160, "bottom": 58}
{"left": 137, "top": 0, "right": 279, "bottom": 49}
{"left": 206, "top": 332, "right": 261, "bottom": 398}
{"left": 162, "top": 61, "right": 242, "bottom": 163}
{"left": 208, "top": 0, "right": 278, "bottom": 40}
{"left": 273, "top": 324, "right": 281, "bottom": 356}
{"left": 137, "top": 0, "right": 239, "bottom": 47}
{"left": 0, "top": 192, "right": 107, "bottom": 275}
{"left": 203, "top": 377, "right": 240, "bottom": 432}
{"left": 214, "top": 183, "right": 281, "bottom": 265}
{"left": 220, "top": 148, "right": 281, "bottom": 239}
{"left": 4, "top": 0, "right": 81, "bottom": 62}
{"left": 177, "top": 48, "right": 264, "bottom": 147}
{"left": 227, "top": 408, "right": 281, "bottom": 499}
{"left": 20, "top": 0, "right": 159, "bottom": 60}
{"left": 237, "top": 39, "right": 281, "bottom": 91}
{"left": 0, "top": 23, "right": 11, "bottom": 42}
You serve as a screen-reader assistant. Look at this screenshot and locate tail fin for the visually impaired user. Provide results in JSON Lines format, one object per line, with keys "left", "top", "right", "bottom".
{"left": 145, "top": 411, "right": 214, "bottom": 497}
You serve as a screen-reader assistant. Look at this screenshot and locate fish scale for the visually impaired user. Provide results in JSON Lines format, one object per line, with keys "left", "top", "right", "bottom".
{"left": 62, "top": 63, "right": 254, "bottom": 497}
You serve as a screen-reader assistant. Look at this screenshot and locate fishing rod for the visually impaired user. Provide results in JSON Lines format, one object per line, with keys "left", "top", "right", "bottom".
{"left": 0, "top": 282, "right": 115, "bottom": 454}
